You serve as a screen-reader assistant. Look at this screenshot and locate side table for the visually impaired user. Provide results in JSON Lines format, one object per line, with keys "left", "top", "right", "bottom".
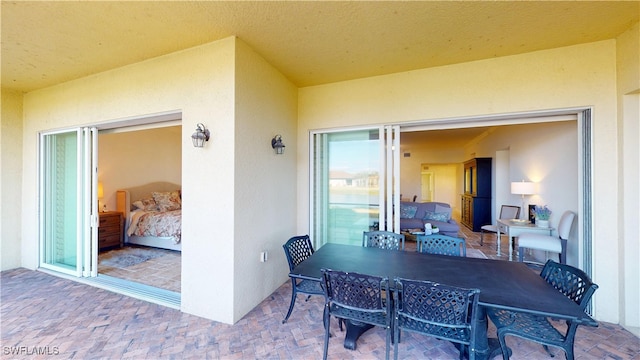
{"left": 496, "top": 219, "right": 553, "bottom": 261}
{"left": 98, "top": 211, "right": 123, "bottom": 251}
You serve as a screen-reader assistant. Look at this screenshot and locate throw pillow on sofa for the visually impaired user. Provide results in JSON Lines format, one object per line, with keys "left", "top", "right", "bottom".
{"left": 423, "top": 211, "right": 450, "bottom": 222}
{"left": 434, "top": 204, "right": 452, "bottom": 220}
{"left": 400, "top": 204, "right": 418, "bottom": 219}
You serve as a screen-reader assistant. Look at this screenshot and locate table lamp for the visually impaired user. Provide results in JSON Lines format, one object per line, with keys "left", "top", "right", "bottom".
{"left": 97, "top": 182, "right": 105, "bottom": 212}
{"left": 511, "top": 180, "right": 536, "bottom": 220}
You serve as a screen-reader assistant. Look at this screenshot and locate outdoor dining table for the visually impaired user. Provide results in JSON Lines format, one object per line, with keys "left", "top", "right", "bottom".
{"left": 289, "top": 243, "right": 597, "bottom": 360}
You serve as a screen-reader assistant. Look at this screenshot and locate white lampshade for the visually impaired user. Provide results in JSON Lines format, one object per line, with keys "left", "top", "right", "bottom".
{"left": 511, "top": 181, "right": 536, "bottom": 195}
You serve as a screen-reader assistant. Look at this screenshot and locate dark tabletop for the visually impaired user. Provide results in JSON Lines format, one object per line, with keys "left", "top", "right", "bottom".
{"left": 291, "top": 243, "right": 596, "bottom": 326}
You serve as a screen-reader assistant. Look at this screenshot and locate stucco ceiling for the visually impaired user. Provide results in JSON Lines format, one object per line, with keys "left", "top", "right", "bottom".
{"left": 2, "top": 1, "right": 638, "bottom": 93}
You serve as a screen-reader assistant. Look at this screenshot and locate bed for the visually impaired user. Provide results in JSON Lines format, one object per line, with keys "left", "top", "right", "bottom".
{"left": 116, "top": 182, "right": 182, "bottom": 251}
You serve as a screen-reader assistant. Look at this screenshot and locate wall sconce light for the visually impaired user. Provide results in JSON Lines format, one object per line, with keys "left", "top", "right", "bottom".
{"left": 271, "top": 134, "right": 285, "bottom": 154}
{"left": 191, "top": 123, "right": 210, "bottom": 148}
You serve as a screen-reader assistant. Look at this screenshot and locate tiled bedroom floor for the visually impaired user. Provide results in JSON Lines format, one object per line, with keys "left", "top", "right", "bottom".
{"left": 98, "top": 246, "right": 181, "bottom": 293}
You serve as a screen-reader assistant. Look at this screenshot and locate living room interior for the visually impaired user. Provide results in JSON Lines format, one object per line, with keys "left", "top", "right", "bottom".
{"left": 399, "top": 120, "right": 576, "bottom": 223}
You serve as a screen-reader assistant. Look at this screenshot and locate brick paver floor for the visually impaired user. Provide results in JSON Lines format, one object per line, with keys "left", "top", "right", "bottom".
{"left": 2, "top": 267, "right": 639, "bottom": 359}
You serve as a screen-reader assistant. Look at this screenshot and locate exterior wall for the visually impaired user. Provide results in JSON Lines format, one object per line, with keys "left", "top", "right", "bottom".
{"left": 298, "top": 40, "right": 620, "bottom": 323}
{"left": 233, "top": 39, "right": 298, "bottom": 320}
{"left": 616, "top": 23, "right": 640, "bottom": 336}
{"left": 1, "top": 90, "right": 23, "bottom": 271}
{"left": 18, "top": 36, "right": 296, "bottom": 324}
{"left": 21, "top": 37, "right": 239, "bottom": 323}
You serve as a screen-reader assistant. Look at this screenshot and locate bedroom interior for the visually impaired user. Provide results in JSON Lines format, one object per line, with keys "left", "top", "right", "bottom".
{"left": 97, "top": 125, "right": 182, "bottom": 293}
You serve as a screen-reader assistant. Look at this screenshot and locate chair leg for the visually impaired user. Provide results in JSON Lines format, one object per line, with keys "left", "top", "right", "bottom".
{"left": 480, "top": 230, "right": 484, "bottom": 246}
{"left": 282, "top": 282, "right": 298, "bottom": 324}
{"left": 565, "top": 346, "right": 574, "bottom": 360}
{"left": 518, "top": 248, "right": 525, "bottom": 262}
{"left": 323, "top": 308, "right": 331, "bottom": 360}
{"left": 543, "top": 345, "right": 555, "bottom": 357}
{"left": 393, "top": 327, "right": 400, "bottom": 360}
{"left": 385, "top": 327, "right": 390, "bottom": 360}
{"left": 497, "top": 331, "right": 511, "bottom": 360}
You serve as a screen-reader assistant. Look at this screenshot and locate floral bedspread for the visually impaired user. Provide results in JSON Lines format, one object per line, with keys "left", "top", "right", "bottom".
{"left": 127, "top": 209, "right": 181, "bottom": 244}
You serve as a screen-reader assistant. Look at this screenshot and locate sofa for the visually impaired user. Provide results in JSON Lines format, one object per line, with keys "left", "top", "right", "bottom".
{"left": 399, "top": 201, "right": 460, "bottom": 237}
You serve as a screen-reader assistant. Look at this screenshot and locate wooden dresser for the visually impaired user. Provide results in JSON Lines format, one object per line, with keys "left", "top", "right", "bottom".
{"left": 98, "top": 211, "right": 123, "bottom": 251}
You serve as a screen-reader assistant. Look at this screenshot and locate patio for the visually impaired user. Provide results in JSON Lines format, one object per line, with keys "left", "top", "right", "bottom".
{"left": 1, "top": 265, "right": 638, "bottom": 359}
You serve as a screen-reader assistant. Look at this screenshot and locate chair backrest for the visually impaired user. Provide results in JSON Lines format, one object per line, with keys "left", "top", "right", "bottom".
{"left": 394, "top": 278, "right": 480, "bottom": 346}
{"left": 322, "top": 269, "right": 389, "bottom": 312}
{"left": 499, "top": 205, "right": 520, "bottom": 220}
{"left": 540, "top": 260, "right": 598, "bottom": 310}
{"left": 556, "top": 211, "right": 576, "bottom": 240}
{"left": 282, "top": 235, "right": 314, "bottom": 271}
{"left": 417, "top": 234, "right": 466, "bottom": 257}
{"left": 363, "top": 231, "right": 405, "bottom": 251}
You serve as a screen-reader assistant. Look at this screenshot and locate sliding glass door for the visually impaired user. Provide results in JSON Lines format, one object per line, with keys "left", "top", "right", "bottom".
{"left": 40, "top": 128, "right": 98, "bottom": 277}
{"left": 311, "top": 126, "right": 400, "bottom": 247}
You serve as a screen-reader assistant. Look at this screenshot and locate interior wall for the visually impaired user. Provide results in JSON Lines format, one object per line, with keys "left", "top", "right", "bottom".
{"left": 98, "top": 126, "right": 182, "bottom": 211}
{"left": 1, "top": 89, "right": 23, "bottom": 271}
{"left": 425, "top": 164, "right": 458, "bottom": 211}
{"left": 298, "top": 40, "right": 619, "bottom": 323}
{"left": 467, "top": 122, "right": 578, "bottom": 227}
{"left": 21, "top": 37, "right": 239, "bottom": 324}
{"left": 399, "top": 135, "right": 465, "bottom": 208}
{"left": 467, "top": 121, "right": 578, "bottom": 264}
{"left": 494, "top": 149, "right": 511, "bottom": 221}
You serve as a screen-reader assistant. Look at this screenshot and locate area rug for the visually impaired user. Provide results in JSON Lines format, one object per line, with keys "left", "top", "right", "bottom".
{"left": 99, "top": 247, "right": 168, "bottom": 268}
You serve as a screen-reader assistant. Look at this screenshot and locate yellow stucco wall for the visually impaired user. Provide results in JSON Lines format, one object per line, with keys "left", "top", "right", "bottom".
{"left": 20, "top": 37, "right": 250, "bottom": 324}
{"left": 233, "top": 39, "right": 298, "bottom": 321}
{"left": 616, "top": 22, "right": 640, "bottom": 335}
{"left": 1, "top": 89, "right": 24, "bottom": 271}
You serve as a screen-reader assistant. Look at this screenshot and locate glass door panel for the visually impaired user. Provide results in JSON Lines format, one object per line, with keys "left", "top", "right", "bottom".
{"left": 40, "top": 128, "right": 97, "bottom": 277}
{"left": 312, "top": 128, "right": 384, "bottom": 247}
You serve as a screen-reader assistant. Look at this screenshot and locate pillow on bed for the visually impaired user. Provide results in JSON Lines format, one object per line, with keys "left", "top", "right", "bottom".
{"left": 152, "top": 190, "right": 182, "bottom": 211}
{"left": 132, "top": 198, "right": 158, "bottom": 211}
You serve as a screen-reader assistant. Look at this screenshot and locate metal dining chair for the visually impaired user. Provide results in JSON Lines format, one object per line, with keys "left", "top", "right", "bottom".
{"left": 321, "top": 269, "right": 392, "bottom": 360}
{"left": 281, "top": 235, "right": 324, "bottom": 324}
{"left": 416, "top": 234, "right": 466, "bottom": 257}
{"left": 363, "top": 230, "right": 405, "bottom": 251}
{"left": 393, "top": 278, "right": 481, "bottom": 360}
{"left": 480, "top": 205, "right": 520, "bottom": 246}
{"left": 487, "top": 260, "right": 598, "bottom": 360}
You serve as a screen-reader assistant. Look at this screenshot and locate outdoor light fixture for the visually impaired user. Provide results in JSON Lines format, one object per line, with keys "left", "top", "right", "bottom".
{"left": 511, "top": 180, "right": 536, "bottom": 219}
{"left": 271, "top": 134, "right": 285, "bottom": 154}
{"left": 191, "top": 123, "right": 210, "bottom": 148}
